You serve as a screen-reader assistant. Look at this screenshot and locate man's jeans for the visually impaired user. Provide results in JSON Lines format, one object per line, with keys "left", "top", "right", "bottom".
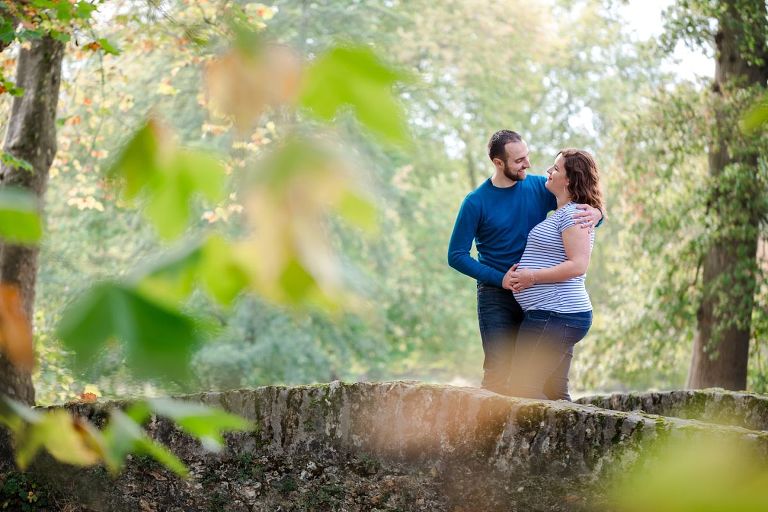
{"left": 508, "top": 309, "right": 592, "bottom": 401}
{"left": 476, "top": 283, "right": 524, "bottom": 394}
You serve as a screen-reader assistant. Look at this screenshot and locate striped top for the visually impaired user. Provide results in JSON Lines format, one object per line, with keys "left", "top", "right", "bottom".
{"left": 513, "top": 202, "right": 595, "bottom": 312}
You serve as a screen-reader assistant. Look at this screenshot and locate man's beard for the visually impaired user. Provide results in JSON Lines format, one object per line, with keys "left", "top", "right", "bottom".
{"left": 503, "top": 162, "right": 525, "bottom": 182}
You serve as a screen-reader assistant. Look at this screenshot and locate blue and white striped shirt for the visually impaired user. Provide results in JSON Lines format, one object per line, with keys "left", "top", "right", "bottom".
{"left": 513, "top": 202, "right": 595, "bottom": 313}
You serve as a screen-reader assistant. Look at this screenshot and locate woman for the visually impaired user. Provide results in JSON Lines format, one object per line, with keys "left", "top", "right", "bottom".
{"left": 507, "top": 148, "right": 603, "bottom": 400}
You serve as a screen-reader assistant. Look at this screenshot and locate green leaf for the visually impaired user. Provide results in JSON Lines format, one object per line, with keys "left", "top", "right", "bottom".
{"left": 75, "top": 1, "right": 98, "bottom": 19}
{"left": 148, "top": 398, "right": 252, "bottom": 452}
{"left": 98, "top": 38, "right": 120, "bottom": 56}
{"left": 109, "top": 122, "right": 226, "bottom": 240}
{"left": 50, "top": 30, "right": 71, "bottom": 43}
{"left": 102, "top": 408, "right": 188, "bottom": 477}
{"left": 740, "top": 94, "right": 768, "bottom": 134}
{"left": 134, "top": 240, "right": 204, "bottom": 307}
{"left": 199, "top": 235, "right": 249, "bottom": 306}
{"left": 144, "top": 150, "right": 226, "bottom": 239}
{"left": 18, "top": 29, "right": 44, "bottom": 41}
{"left": 0, "top": 188, "right": 42, "bottom": 244}
{"left": 53, "top": 1, "right": 74, "bottom": 21}
{"left": 0, "top": 19, "right": 17, "bottom": 44}
{"left": 134, "top": 235, "right": 248, "bottom": 307}
{"left": 56, "top": 282, "right": 202, "bottom": 382}
{"left": 0, "top": 152, "right": 33, "bottom": 172}
{"left": 279, "top": 258, "right": 315, "bottom": 304}
{"left": 337, "top": 191, "right": 378, "bottom": 232}
{"left": 124, "top": 401, "right": 152, "bottom": 425}
{"left": 244, "top": 135, "right": 377, "bottom": 311}
{"left": 300, "top": 45, "right": 411, "bottom": 144}
{"left": 107, "top": 121, "right": 161, "bottom": 199}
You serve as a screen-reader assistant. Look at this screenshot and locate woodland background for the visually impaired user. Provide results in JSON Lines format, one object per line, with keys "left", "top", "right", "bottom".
{"left": 1, "top": 0, "right": 766, "bottom": 407}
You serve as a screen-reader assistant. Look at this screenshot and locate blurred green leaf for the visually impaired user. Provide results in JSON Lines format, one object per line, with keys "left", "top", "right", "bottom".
{"left": 300, "top": 45, "right": 410, "bottom": 144}
{"left": 241, "top": 135, "right": 377, "bottom": 311}
{"left": 56, "top": 282, "right": 202, "bottom": 382}
{"left": 2, "top": 396, "right": 42, "bottom": 426}
{"left": 97, "top": 38, "right": 120, "bottom": 56}
{"left": 18, "top": 29, "right": 44, "bottom": 41}
{"left": 144, "top": 150, "right": 226, "bottom": 239}
{"left": 611, "top": 437, "right": 768, "bottom": 512}
{"left": 148, "top": 398, "right": 253, "bottom": 452}
{"left": 199, "top": 235, "right": 250, "bottom": 306}
{"left": 52, "top": 1, "right": 73, "bottom": 21}
{"left": 337, "top": 190, "right": 378, "bottom": 232}
{"left": 740, "top": 93, "right": 768, "bottom": 134}
{"left": 134, "top": 235, "right": 249, "bottom": 307}
{"left": 50, "top": 30, "right": 71, "bottom": 43}
{"left": 0, "top": 19, "right": 15, "bottom": 44}
{"left": 107, "top": 121, "right": 161, "bottom": 199}
{"left": 102, "top": 408, "right": 188, "bottom": 477}
{"left": 0, "top": 152, "right": 33, "bottom": 172}
{"left": 109, "top": 121, "right": 226, "bottom": 240}
{"left": 0, "top": 188, "right": 42, "bottom": 244}
{"left": 75, "top": 1, "right": 98, "bottom": 19}
{"left": 134, "top": 241, "right": 204, "bottom": 307}
{"left": 278, "top": 258, "right": 315, "bottom": 303}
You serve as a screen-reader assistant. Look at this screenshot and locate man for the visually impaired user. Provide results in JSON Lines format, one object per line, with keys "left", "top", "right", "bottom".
{"left": 447, "top": 130, "right": 602, "bottom": 394}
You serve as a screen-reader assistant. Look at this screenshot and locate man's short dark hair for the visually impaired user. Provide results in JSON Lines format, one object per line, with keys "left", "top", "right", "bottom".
{"left": 488, "top": 130, "right": 523, "bottom": 162}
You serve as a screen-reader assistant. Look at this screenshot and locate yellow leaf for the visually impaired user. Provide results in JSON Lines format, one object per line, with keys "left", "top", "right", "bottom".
{"left": 16, "top": 411, "right": 102, "bottom": 469}
{"left": 204, "top": 45, "right": 302, "bottom": 131}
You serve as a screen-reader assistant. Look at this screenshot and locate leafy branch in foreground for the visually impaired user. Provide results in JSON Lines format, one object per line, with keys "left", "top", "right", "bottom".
{"left": 0, "top": 395, "right": 252, "bottom": 478}
{"left": 51, "top": 37, "right": 407, "bottom": 383}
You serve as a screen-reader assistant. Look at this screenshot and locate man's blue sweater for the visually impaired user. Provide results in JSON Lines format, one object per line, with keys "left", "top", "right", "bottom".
{"left": 447, "top": 175, "right": 557, "bottom": 287}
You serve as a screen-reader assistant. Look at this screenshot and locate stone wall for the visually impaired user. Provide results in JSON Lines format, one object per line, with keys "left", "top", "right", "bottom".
{"left": 576, "top": 389, "right": 768, "bottom": 431}
{"left": 3, "top": 382, "right": 768, "bottom": 511}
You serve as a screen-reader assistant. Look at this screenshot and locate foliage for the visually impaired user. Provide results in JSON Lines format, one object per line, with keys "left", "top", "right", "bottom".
{"left": 589, "top": 0, "right": 768, "bottom": 391}
{"left": 0, "top": 0, "right": 115, "bottom": 95}
{"left": 5, "top": 0, "right": 688, "bottom": 402}
{"left": 56, "top": 281, "right": 203, "bottom": 382}
{"left": 299, "top": 45, "right": 411, "bottom": 144}
{"left": 0, "top": 188, "right": 42, "bottom": 244}
{"left": 0, "top": 0, "right": 762, "bottom": 412}
{"left": 1, "top": 0, "right": 418, "bottom": 478}
{"left": 0, "top": 395, "right": 252, "bottom": 477}
{"left": 609, "top": 437, "right": 768, "bottom": 512}
{"left": 0, "top": 471, "right": 53, "bottom": 511}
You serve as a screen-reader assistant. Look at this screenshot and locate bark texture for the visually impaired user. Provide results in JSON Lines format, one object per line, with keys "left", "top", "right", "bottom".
{"left": 0, "top": 35, "right": 65, "bottom": 405}
{"left": 687, "top": 0, "right": 768, "bottom": 390}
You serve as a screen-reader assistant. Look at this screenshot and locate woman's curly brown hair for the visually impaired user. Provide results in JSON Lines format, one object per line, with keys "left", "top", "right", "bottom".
{"left": 559, "top": 148, "right": 603, "bottom": 211}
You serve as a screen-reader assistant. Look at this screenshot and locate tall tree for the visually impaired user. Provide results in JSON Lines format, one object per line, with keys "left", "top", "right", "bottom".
{"left": 0, "top": 35, "right": 64, "bottom": 405}
{"left": 684, "top": 0, "right": 768, "bottom": 390}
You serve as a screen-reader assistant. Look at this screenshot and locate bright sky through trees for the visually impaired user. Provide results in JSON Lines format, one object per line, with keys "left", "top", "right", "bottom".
{"left": 621, "top": 0, "right": 713, "bottom": 80}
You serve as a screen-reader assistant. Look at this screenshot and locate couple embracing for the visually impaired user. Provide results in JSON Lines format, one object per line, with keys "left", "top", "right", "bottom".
{"left": 448, "top": 130, "right": 604, "bottom": 400}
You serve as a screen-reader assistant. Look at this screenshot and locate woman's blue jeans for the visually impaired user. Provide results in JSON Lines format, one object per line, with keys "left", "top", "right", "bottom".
{"left": 508, "top": 309, "right": 592, "bottom": 401}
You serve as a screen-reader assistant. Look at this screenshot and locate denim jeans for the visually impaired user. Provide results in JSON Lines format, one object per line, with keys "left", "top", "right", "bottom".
{"left": 508, "top": 309, "right": 592, "bottom": 401}
{"left": 476, "top": 283, "right": 524, "bottom": 394}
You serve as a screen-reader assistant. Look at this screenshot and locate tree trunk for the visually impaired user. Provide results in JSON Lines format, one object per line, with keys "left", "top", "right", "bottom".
{"left": 461, "top": 134, "right": 478, "bottom": 190}
{"left": 0, "top": 36, "right": 64, "bottom": 405}
{"left": 687, "top": 0, "right": 768, "bottom": 390}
